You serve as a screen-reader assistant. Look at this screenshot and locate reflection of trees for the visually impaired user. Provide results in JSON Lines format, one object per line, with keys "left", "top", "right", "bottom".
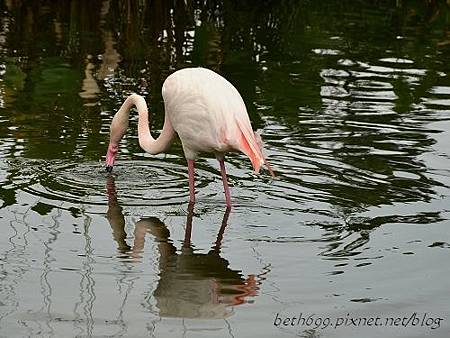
{"left": 0, "top": 0, "right": 449, "bottom": 213}
{"left": 259, "top": 1, "right": 449, "bottom": 212}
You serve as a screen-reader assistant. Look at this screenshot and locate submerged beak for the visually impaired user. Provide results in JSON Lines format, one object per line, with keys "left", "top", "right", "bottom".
{"left": 105, "top": 165, "right": 113, "bottom": 173}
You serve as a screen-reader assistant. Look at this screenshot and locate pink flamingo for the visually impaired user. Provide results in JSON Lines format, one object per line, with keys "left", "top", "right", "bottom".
{"left": 105, "top": 67, "right": 274, "bottom": 207}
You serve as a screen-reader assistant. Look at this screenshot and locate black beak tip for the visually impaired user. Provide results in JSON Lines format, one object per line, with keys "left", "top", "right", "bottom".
{"left": 105, "top": 165, "right": 113, "bottom": 173}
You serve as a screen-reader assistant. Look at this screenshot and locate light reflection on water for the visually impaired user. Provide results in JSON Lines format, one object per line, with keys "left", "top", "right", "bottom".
{"left": 0, "top": 1, "right": 450, "bottom": 337}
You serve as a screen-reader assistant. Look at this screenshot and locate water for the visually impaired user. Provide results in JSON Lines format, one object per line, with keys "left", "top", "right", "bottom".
{"left": 1, "top": 1, "right": 449, "bottom": 337}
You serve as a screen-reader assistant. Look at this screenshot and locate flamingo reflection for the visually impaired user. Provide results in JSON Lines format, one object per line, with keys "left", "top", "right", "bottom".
{"left": 106, "top": 176, "right": 259, "bottom": 319}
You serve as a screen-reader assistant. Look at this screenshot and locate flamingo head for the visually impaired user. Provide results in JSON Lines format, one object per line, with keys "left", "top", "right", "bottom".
{"left": 105, "top": 143, "right": 119, "bottom": 173}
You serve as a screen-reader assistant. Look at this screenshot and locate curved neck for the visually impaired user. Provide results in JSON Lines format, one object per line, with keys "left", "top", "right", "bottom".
{"left": 109, "top": 94, "right": 174, "bottom": 155}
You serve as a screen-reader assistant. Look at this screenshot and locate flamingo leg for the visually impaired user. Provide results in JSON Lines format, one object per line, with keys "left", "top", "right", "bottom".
{"left": 187, "top": 159, "right": 196, "bottom": 204}
{"left": 184, "top": 202, "right": 194, "bottom": 248}
{"left": 219, "top": 159, "right": 232, "bottom": 208}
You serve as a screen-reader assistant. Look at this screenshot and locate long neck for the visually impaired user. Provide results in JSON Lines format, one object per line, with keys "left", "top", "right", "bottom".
{"left": 109, "top": 94, "right": 174, "bottom": 155}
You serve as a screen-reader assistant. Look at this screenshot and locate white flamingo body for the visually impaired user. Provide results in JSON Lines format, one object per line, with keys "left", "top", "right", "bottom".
{"left": 105, "top": 67, "right": 273, "bottom": 207}
{"left": 162, "top": 68, "right": 258, "bottom": 162}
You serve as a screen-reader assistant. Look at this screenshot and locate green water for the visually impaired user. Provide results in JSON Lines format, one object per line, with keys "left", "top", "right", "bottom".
{"left": 1, "top": 1, "right": 449, "bottom": 337}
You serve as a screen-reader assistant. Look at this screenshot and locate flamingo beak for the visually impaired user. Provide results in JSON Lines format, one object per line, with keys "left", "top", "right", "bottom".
{"left": 105, "top": 144, "right": 118, "bottom": 173}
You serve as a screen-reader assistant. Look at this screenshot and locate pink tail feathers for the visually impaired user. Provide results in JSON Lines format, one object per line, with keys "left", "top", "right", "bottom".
{"left": 237, "top": 123, "right": 275, "bottom": 177}
{"left": 239, "top": 131, "right": 263, "bottom": 173}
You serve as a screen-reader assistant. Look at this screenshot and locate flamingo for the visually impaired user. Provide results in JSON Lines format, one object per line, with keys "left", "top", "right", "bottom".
{"left": 105, "top": 67, "right": 274, "bottom": 207}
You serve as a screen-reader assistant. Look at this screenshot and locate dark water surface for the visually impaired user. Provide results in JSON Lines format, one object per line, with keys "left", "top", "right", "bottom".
{"left": 1, "top": 1, "right": 450, "bottom": 337}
